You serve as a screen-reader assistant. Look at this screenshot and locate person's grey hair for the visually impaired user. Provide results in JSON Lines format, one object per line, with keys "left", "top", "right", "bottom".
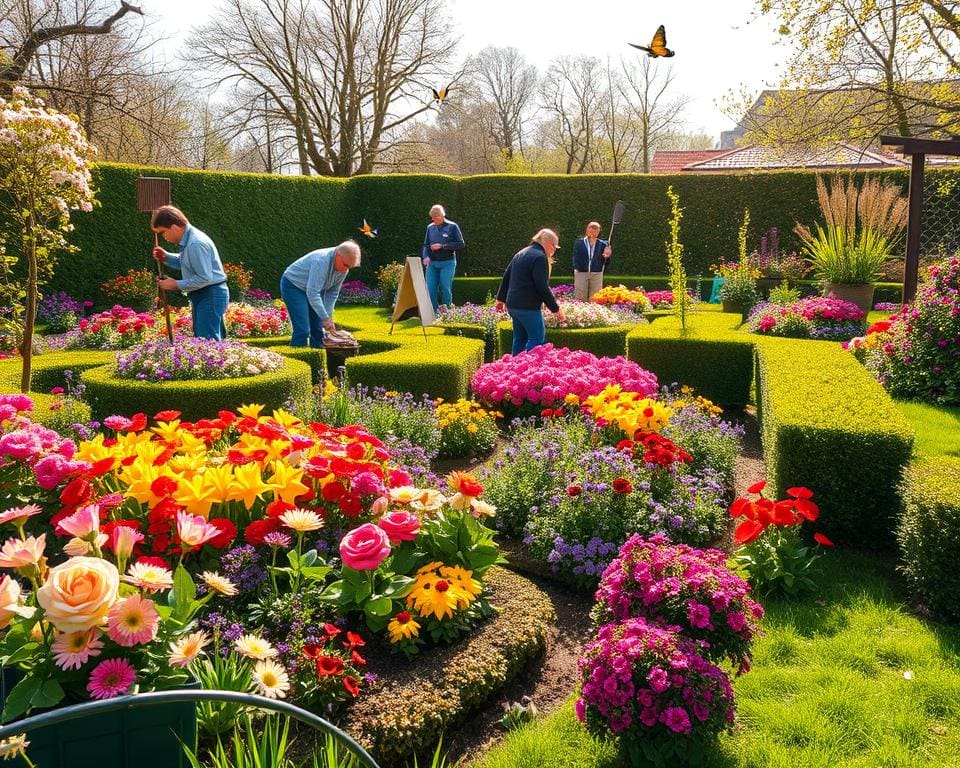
{"left": 430, "top": 204, "right": 445, "bottom": 217}
{"left": 335, "top": 240, "right": 362, "bottom": 266}
{"left": 532, "top": 228, "right": 559, "bottom": 248}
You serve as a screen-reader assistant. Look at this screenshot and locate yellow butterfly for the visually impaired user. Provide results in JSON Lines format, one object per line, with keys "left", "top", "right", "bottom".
{"left": 432, "top": 82, "right": 453, "bottom": 106}
{"left": 629, "top": 25, "right": 675, "bottom": 58}
{"left": 358, "top": 218, "right": 379, "bottom": 238}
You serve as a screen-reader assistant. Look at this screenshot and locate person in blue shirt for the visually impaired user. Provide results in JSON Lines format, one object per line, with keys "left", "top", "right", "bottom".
{"left": 495, "top": 229, "right": 567, "bottom": 356}
{"left": 152, "top": 205, "right": 230, "bottom": 340}
{"left": 421, "top": 204, "right": 465, "bottom": 312}
{"left": 572, "top": 221, "right": 612, "bottom": 301}
{"left": 280, "top": 241, "right": 362, "bottom": 348}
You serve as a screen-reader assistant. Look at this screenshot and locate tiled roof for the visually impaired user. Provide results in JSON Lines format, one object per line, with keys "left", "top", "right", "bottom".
{"left": 649, "top": 150, "right": 728, "bottom": 174}
{"left": 684, "top": 143, "right": 908, "bottom": 171}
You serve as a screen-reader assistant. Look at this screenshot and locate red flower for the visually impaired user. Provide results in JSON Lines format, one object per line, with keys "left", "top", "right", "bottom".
{"left": 244, "top": 518, "right": 280, "bottom": 545}
{"left": 322, "top": 482, "right": 347, "bottom": 502}
{"left": 323, "top": 623, "right": 341, "bottom": 639}
{"left": 350, "top": 650, "right": 366, "bottom": 667}
{"left": 217, "top": 410, "right": 237, "bottom": 426}
{"left": 615, "top": 439, "right": 635, "bottom": 454}
{"left": 786, "top": 486, "right": 814, "bottom": 500}
{"left": 60, "top": 477, "right": 93, "bottom": 508}
{"left": 136, "top": 555, "right": 170, "bottom": 569}
{"left": 794, "top": 498, "right": 820, "bottom": 522}
{"left": 207, "top": 518, "right": 237, "bottom": 549}
{"left": 734, "top": 518, "right": 764, "bottom": 545}
{"left": 127, "top": 413, "right": 148, "bottom": 432}
{"left": 302, "top": 643, "right": 321, "bottom": 659}
{"left": 154, "top": 410, "right": 181, "bottom": 421}
{"left": 746, "top": 480, "right": 767, "bottom": 494}
{"left": 338, "top": 494, "right": 363, "bottom": 517}
{"left": 265, "top": 499, "right": 295, "bottom": 519}
{"left": 342, "top": 675, "right": 360, "bottom": 696}
{"left": 316, "top": 656, "right": 345, "bottom": 676}
{"left": 150, "top": 476, "right": 178, "bottom": 498}
{"left": 345, "top": 442, "right": 366, "bottom": 460}
{"left": 343, "top": 631, "right": 365, "bottom": 649}
{"left": 541, "top": 408, "right": 553, "bottom": 418}
{"left": 813, "top": 532, "right": 834, "bottom": 547}
{"left": 566, "top": 485, "right": 582, "bottom": 497}
{"left": 612, "top": 477, "right": 633, "bottom": 495}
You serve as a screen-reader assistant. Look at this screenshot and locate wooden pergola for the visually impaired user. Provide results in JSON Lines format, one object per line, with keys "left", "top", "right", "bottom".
{"left": 879, "top": 135, "right": 960, "bottom": 301}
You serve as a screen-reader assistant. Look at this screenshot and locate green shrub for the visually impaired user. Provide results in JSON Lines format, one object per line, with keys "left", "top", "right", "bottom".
{"left": 266, "top": 345, "right": 327, "bottom": 385}
{"left": 345, "top": 333, "right": 483, "bottom": 402}
{"left": 341, "top": 567, "right": 554, "bottom": 768}
{"left": 79, "top": 358, "right": 312, "bottom": 420}
{"left": 441, "top": 322, "right": 498, "bottom": 363}
{"left": 498, "top": 324, "right": 632, "bottom": 360}
{"left": 898, "top": 456, "right": 960, "bottom": 621}
{"left": 626, "top": 314, "right": 754, "bottom": 406}
{"left": 755, "top": 337, "right": 914, "bottom": 545}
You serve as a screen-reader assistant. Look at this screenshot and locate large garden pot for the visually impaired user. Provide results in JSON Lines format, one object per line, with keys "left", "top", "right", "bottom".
{"left": 823, "top": 282, "right": 875, "bottom": 313}
{"left": 0, "top": 669, "right": 198, "bottom": 768}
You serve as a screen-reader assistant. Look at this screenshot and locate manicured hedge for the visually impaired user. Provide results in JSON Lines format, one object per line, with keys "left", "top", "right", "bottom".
{"left": 451, "top": 275, "right": 711, "bottom": 306}
{"left": 897, "top": 456, "right": 960, "bottom": 621}
{"left": 498, "top": 323, "right": 636, "bottom": 360}
{"left": 266, "top": 345, "right": 327, "bottom": 385}
{"left": 755, "top": 338, "right": 914, "bottom": 546}
{"left": 342, "top": 567, "right": 554, "bottom": 767}
{"left": 40, "top": 163, "right": 945, "bottom": 301}
{"left": 626, "top": 312, "right": 754, "bottom": 406}
{"left": 79, "top": 358, "right": 313, "bottom": 421}
{"left": 440, "top": 323, "right": 498, "bottom": 362}
{"left": 345, "top": 331, "right": 484, "bottom": 402}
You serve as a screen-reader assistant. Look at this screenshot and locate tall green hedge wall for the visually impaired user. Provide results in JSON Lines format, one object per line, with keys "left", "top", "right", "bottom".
{"left": 43, "top": 163, "right": 959, "bottom": 302}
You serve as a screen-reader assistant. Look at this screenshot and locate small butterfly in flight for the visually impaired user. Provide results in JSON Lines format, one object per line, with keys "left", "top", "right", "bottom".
{"left": 629, "top": 25, "right": 675, "bottom": 58}
{"left": 432, "top": 82, "right": 452, "bottom": 106}
{"left": 358, "top": 218, "right": 379, "bottom": 238}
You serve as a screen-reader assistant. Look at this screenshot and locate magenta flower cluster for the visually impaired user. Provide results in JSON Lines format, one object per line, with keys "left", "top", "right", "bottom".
{"left": 470, "top": 343, "right": 658, "bottom": 408}
{"left": 576, "top": 617, "right": 735, "bottom": 750}
{"left": 0, "top": 397, "right": 87, "bottom": 489}
{"left": 864, "top": 256, "right": 960, "bottom": 404}
{"left": 594, "top": 533, "right": 763, "bottom": 672}
{"left": 644, "top": 290, "right": 677, "bottom": 308}
{"left": 747, "top": 296, "right": 866, "bottom": 341}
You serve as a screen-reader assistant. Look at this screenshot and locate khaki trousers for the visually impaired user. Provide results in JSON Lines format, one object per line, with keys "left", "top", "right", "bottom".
{"left": 574, "top": 270, "right": 604, "bottom": 301}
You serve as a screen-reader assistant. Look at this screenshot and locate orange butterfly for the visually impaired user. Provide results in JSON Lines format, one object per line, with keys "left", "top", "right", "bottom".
{"left": 629, "top": 25, "right": 675, "bottom": 58}
{"left": 432, "top": 82, "right": 452, "bottom": 106}
{"left": 358, "top": 218, "right": 379, "bottom": 238}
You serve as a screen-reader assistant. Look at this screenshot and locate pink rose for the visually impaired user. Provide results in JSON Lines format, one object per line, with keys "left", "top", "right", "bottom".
{"left": 339, "top": 523, "right": 391, "bottom": 571}
{"left": 378, "top": 510, "right": 420, "bottom": 544}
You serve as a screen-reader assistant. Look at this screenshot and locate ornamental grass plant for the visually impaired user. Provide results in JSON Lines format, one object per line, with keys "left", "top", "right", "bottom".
{"left": 794, "top": 175, "right": 908, "bottom": 285}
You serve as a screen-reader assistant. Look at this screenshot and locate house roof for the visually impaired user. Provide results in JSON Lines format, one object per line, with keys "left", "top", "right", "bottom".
{"left": 649, "top": 150, "right": 729, "bottom": 174}
{"left": 677, "top": 143, "right": 909, "bottom": 172}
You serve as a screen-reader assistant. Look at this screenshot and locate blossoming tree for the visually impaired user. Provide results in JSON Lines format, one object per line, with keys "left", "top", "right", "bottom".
{"left": 0, "top": 87, "right": 97, "bottom": 391}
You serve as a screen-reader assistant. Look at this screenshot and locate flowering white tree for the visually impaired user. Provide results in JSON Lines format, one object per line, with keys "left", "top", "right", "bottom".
{"left": 0, "top": 87, "right": 97, "bottom": 392}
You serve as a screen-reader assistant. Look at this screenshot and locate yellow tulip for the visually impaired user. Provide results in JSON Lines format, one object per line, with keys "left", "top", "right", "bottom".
{"left": 228, "top": 463, "right": 279, "bottom": 510}
{"left": 173, "top": 474, "right": 219, "bottom": 517}
{"left": 267, "top": 461, "right": 311, "bottom": 505}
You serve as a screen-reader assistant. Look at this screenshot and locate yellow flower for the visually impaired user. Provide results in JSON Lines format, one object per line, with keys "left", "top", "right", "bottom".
{"left": 253, "top": 659, "right": 290, "bottom": 699}
{"left": 406, "top": 563, "right": 474, "bottom": 621}
{"left": 268, "top": 461, "right": 310, "bottom": 505}
{"left": 237, "top": 404, "right": 264, "bottom": 419}
{"left": 322, "top": 380, "right": 337, "bottom": 400}
{"left": 202, "top": 464, "right": 235, "bottom": 505}
{"left": 151, "top": 419, "right": 182, "bottom": 444}
{"left": 387, "top": 611, "right": 421, "bottom": 643}
{"left": 234, "top": 634, "right": 277, "bottom": 660}
{"left": 466, "top": 423, "right": 478, "bottom": 434}
{"left": 270, "top": 409, "right": 301, "bottom": 429}
{"left": 167, "top": 452, "right": 208, "bottom": 479}
{"left": 173, "top": 474, "right": 218, "bottom": 517}
{"left": 228, "top": 463, "right": 279, "bottom": 510}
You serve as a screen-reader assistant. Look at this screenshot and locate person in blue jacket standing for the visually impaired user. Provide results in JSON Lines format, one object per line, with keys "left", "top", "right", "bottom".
{"left": 152, "top": 205, "right": 230, "bottom": 340}
{"left": 495, "top": 229, "right": 567, "bottom": 355}
{"left": 280, "top": 241, "right": 362, "bottom": 348}
{"left": 421, "top": 204, "right": 465, "bottom": 312}
{"left": 572, "top": 221, "right": 612, "bottom": 300}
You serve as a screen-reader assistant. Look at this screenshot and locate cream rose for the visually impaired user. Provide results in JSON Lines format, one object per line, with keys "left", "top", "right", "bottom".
{"left": 0, "top": 575, "right": 31, "bottom": 630}
{"left": 36, "top": 556, "right": 119, "bottom": 634}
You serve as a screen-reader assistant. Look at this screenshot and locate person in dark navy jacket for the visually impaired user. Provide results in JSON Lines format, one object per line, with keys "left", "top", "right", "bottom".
{"left": 495, "top": 229, "right": 567, "bottom": 355}
{"left": 421, "top": 204, "right": 465, "bottom": 312}
{"left": 572, "top": 221, "right": 612, "bottom": 300}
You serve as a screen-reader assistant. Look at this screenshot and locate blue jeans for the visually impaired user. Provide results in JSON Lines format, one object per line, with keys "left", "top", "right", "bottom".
{"left": 189, "top": 283, "right": 229, "bottom": 340}
{"left": 508, "top": 307, "right": 546, "bottom": 356}
{"left": 281, "top": 276, "right": 325, "bottom": 348}
{"left": 425, "top": 257, "right": 456, "bottom": 312}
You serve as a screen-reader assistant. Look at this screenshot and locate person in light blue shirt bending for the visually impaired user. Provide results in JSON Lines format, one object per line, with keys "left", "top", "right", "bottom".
{"left": 152, "top": 205, "right": 229, "bottom": 340}
{"left": 421, "top": 204, "right": 465, "bottom": 312}
{"left": 280, "top": 241, "right": 362, "bottom": 348}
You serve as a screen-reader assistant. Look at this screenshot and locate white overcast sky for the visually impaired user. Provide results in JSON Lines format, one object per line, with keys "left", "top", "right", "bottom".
{"left": 145, "top": 0, "right": 790, "bottom": 144}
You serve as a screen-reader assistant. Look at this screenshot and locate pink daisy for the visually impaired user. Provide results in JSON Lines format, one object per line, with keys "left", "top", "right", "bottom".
{"left": 52, "top": 628, "right": 104, "bottom": 670}
{"left": 106, "top": 594, "right": 159, "bottom": 646}
{"left": 87, "top": 658, "right": 136, "bottom": 699}
{"left": 0, "top": 504, "right": 42, "bottom": 527}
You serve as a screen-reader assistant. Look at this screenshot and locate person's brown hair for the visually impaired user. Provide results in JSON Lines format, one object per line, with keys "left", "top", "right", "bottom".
{"left": 151, "top": 205, "right": 188, "bottom": 229}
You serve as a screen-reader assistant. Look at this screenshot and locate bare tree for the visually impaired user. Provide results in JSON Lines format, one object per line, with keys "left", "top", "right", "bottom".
{"left": 187, "top": 0, "right": 457, "bottom": 176}
{"left": 619, "top": 56, "right": 689, "bottom": 172}
{"left": 469, "top": 45, "right": 538, "bottom": 161}
{"left": 0, "top": 0, "right": 142, "bottom": 92}
{"left": 539, "top": 55, "right": 603, "bottom": 174}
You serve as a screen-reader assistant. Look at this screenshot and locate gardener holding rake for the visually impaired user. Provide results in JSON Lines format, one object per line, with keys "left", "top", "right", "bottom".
{"left": 151, "top": 205, "right": 229, "bottom": 340}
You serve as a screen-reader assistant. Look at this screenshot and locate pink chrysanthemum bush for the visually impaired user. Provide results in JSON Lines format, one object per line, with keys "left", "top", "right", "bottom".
{"left": 470, "top": 344, "right": 658, "bottom": 417}
{"left": 592, "top": 533, "right": 763, "bottom": 672}
{"left": 746, "top": 296, "right": 866, "bottom": 341}
{"left": 576, "top": 618, "right": 736, "bottom": 768}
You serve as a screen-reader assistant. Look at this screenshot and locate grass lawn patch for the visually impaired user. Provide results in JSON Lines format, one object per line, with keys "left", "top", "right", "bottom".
{"left": 895, "top": 400, "right": 960, "bottom": 458}
{"left": 470, "top": 550, "right": 960, "bottom": 768}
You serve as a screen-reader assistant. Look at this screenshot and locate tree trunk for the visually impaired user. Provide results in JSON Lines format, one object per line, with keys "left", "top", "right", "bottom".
{"left": 20, "top": 216, "right": 37, "bottom": 393}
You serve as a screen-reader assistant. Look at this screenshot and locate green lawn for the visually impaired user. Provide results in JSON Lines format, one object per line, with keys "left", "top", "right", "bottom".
{"left": 470, "top": 551, "right": 960, "bottom": 768}
{"left": 895, "top": 401, "right": 960, "bottom": 458}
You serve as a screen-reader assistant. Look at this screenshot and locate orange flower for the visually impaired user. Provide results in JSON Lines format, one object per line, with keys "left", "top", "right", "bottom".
{"left": 446, "top": 470, "right": 483, "bottom": 497}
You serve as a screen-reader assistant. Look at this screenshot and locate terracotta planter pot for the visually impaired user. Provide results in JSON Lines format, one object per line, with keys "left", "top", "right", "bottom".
{"left": 822, "top": 282, "right": 875, "bottom": 313}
